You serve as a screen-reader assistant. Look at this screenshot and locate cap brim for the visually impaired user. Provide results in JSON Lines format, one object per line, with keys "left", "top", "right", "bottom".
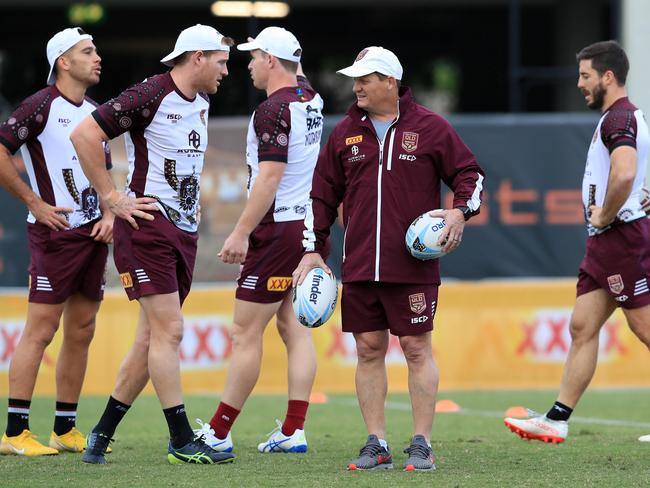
{"left": 336, "top": 65, "right": 375, "bottom": 78}
{"left": 160, "top": 49, "right": 183, "bottom": 67}
{"left": 236, "top": 41, "right": 259, "bottom": 52}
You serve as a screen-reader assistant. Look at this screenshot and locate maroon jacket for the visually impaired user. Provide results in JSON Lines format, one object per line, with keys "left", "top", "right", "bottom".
{"left": 304, "top": 87, "right": 484, "bottom": 285}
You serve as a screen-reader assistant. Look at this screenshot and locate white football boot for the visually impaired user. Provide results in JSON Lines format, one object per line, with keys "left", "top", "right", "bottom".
{"left": 257, "top": 419, "right": 308, "bottom": 453}
{"left": 193, "top": 418, "right": 233, "bottom": 452}
{"left": 504, "top": 409, "right": 568, "bottom": 444}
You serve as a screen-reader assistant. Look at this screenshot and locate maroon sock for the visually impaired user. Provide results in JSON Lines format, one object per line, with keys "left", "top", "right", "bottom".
{"left": 281, "top": 400, "right": 309, "bottom": 436}
{"left": 209, "top": 402, "right": 240, "bottom": 439}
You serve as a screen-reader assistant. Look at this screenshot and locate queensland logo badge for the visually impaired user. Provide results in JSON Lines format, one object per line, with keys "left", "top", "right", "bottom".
{"left": 607, "top": 274, "right": 624, "bottom": 294}
{"left": 402, "top": 132, "right": 419, "bottom": 152}
{"left": 409, "top": 293, "right": 426, "bottom": 314}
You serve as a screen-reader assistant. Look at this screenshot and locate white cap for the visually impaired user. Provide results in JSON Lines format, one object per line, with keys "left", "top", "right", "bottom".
{"left": 337, "top": 46, "right": 403, "bottom": 80}
{"left": 237, "top": 26, "right": 301, "bottom": 63}
{"left": 160, "top": 24, "right": 231, "bottom": 67}
{"left": 46, "top": 27, "right": 93, "bottom": 85}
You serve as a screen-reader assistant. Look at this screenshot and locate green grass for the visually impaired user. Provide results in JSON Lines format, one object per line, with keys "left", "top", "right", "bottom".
{"left": 2, "top": 390, "right": 649, "bottom": 487}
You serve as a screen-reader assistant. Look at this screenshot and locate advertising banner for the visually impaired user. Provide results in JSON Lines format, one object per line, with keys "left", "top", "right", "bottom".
{"left": 1, "top": 281, "right": 647, "bottom": 395}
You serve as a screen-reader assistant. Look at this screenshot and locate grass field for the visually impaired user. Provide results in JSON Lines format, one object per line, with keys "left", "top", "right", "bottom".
{"left": 2, "top": 390, "right": 649, "bottom": 487}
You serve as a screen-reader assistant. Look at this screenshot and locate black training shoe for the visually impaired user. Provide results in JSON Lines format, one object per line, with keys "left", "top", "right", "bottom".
{"left": 403, "top": 434, "right": 436, "bottom": 471}
{"left": 167, "top": 438, "right": 235, "bottom": 465}
{"left": 81, "top": 430, "right": 113, "bottom": 465}
{"left": 347, "top": 435, "right": 393, "bottom": 470}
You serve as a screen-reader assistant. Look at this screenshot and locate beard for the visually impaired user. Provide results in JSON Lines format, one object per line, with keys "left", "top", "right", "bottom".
{"left": 587, "top": 81, "right": 606, "bottom": 110}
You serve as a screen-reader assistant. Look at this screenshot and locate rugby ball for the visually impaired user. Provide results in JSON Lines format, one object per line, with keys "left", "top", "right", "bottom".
{"left": 292, "top": 267, "right": 338, "bottom": 328}
{"left": 405, "top": 212, "right": 448, "bottom": 260}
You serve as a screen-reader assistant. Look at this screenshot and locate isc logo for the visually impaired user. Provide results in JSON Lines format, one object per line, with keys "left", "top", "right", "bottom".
{"left": 398, "top": 154, "right": 417, "bottom": 161}
{"left": 411, "top": 315, "right": 429, "bottom": 324}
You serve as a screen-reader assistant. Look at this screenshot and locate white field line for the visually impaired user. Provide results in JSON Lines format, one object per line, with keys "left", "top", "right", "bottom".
{"left": 331, "top": 398, "right": 650, "bottom": 429}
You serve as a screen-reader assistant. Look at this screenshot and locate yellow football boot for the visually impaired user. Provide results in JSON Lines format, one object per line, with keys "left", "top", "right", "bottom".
{"left": 0, "top": 430, "right": 59, "bottom": 456}
{"left": 49, "top": 427, "right": 112, "bottom": 453}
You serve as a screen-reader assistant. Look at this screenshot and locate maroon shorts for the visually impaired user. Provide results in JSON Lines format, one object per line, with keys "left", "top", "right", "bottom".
{"left": 113, "top": 214, "right": 198, "bottom": 305}
{"left": 341, "top": 281, "right": 438, "bottom": 336}
{"left": 577, "top": 218, "right": 650, "bottom": 309}
{"left": 236, "top": 220, "right": 328, "bottom": 304}
{"left": 27, "top": 221, "right": 108, "bottom": 304}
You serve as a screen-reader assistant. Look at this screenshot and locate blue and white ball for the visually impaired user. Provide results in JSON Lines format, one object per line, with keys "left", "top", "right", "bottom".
{"left": 405, "top": 212, "right": 448, "bottom": 260}
{"left": 292, "top": 267, "right": 338, "bottom": 328}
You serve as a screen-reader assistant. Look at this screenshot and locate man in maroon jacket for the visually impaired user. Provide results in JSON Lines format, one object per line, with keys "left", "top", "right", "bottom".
{"left": 293, "top": 46, "right": 484, "bottom": 472}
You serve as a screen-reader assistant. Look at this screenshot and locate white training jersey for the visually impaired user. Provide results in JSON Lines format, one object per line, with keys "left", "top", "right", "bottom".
{"left": 0, "top": 85, "right": 111, "bottom": 228}
{"left": 245, "top": 76, "right": 323, "bottom": 224}
{"left": 93, "top": 72, "right": 209, "bottom": 233}
{"left": 582, "top": 97, "right": 650, "bottom": 236}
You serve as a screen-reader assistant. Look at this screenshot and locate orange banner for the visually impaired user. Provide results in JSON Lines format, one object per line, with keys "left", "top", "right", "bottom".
{"left": 0, "top": 280, "right": 648, "bottom": 395}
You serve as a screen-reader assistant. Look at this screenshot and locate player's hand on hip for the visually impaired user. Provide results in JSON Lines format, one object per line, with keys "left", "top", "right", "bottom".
{"left": 218, "top": 230, "right": 248, "bottom": 264}
{"left": 429, "top": 208, "right": 465, "bottom": 253}
{"left": 292, "top": 252, "right": 331, "bottom": 286}
{"left": 105, "top": 190, "right": 158, "bottom": 230}
{"left": 588, "top": 205, "right": 612, "bottom": 229}
{"left": 29, "top": 198, "right": 72, "bottom": 231}
{"left": 91, "top": 210, "right": 114, "bottom": 243}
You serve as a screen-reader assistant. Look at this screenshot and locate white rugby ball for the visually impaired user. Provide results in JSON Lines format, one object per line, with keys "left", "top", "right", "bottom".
{"left": 292, "top": 267, "right": 338, "bottom": 328}
{"left": 405, "top": 212, "right": 448, "bottom": 260}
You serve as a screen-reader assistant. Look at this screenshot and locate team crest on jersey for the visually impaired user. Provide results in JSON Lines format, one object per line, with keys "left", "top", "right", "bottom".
{"left": 409, "top": 293, "right": 426, "bottom": 314}
{"left": 607, "top": 274, "right": 624, "bottom": 294}
{"left": 346, "top": 135, "right": 363, "bottom": 145}
{"left": 402, "top": 132, "right": 419, "bottom": 152}
{"left": 200, "top": 109, "right": 207, "bottom": 127}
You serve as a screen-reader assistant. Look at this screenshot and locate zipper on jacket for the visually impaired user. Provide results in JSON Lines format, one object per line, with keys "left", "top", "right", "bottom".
{"left": 373, "top": 120, "right": 398, "bottom": 281}
{"left": 342, "top": 216, "right": 350, "bottom": 263}
{"left": 386, "top": 128, "right": 396, "bottom": 171}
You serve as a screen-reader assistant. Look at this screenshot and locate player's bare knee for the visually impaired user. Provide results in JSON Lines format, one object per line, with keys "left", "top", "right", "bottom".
{"left": 355, "top": 339, "right": 386, "bottom": 363}
{"left": 231, "top": 320, "right": 264, "bottom": 346}
{"left": 568, "top": 316, "right": 600, "bottom": 343}
{"left": 23, "top": 320, "right": 59, "bottom": 348}
{"left": 65, "top": 317, "right": 96, "bottom": 346}
{"left": 399, "top": 335, "right": 431, "bottom": 365}
{"left": 151, "top": 318, "right": 184, "bottom": 346}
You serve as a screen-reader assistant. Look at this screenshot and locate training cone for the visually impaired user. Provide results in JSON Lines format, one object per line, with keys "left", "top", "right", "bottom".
{"left": 435, "top": 399, "right": 460, "bottom": 413}
{"left": 504, "top": 406, "right": 529, "bottom": 418}
{"left": 309, "top": 392, "right": 329, "bottom": 404}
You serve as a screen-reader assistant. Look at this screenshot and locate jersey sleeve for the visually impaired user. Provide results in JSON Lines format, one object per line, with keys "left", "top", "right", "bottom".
{"left": 601, "top": 109, "right": 637, "bottom": 153}
{"left": 253, "top": 99, "right": 291, "bottom": 163}
{"left": 92, "top": 77, "right": 165, "bottom": 139}
{"left": 0, "top": 90, "right": 52, "bottom": 153}
{"left": 433, "top": 116, "right": 485, "bottom": 219}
